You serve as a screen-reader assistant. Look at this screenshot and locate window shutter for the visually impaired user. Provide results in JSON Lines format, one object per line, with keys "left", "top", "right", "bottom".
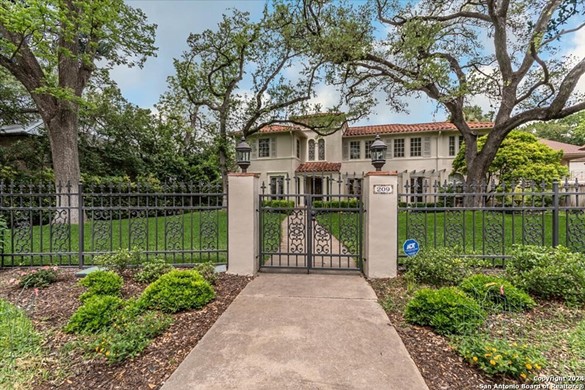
{"left": 423, "top": 137, "right": 431, "bottom": 157}
{"left": 251, "top": 139, "right": 257, "bottom": 159}
{"left": 270, "top": 137, "right": 277, "bottom": 157}
{"left": 343, "top": 141, "right": 349, "bottom": 160}
{"left": 385, "top": 138, "right": 392, "bottom": 159}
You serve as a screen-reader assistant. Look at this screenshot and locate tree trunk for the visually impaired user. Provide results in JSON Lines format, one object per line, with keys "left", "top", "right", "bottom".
{"left": 44, "top": 105, "right": 83, "bottom": 224}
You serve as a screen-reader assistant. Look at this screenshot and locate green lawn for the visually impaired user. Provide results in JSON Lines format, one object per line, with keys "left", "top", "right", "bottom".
{"left": 1, "top": 210, "right": 227, "bottom": 266}
{"left": 319, "top": 209, "right": 585, "bottom": 263}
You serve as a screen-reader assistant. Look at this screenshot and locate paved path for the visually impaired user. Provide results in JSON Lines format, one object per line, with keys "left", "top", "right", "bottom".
{"left": 161, "top": 274, "right": 428, "bottom": 390}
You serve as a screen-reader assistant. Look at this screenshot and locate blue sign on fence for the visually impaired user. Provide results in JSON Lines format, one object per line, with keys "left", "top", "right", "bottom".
{"left": 403, "top": 239, "right": 420, "bottom": 257}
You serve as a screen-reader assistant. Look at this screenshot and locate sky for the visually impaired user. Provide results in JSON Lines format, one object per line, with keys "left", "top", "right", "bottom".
{"left": 113, "top": 1, "right": 585, "bottom": 127}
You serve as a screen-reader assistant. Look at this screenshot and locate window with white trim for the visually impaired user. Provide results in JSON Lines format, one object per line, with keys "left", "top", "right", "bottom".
{"left": 258, "top": 138, "right": 270, "bottom": 158}
{"left": 394, "top": 139, "right": 405, "bottom": 158}
{"left": 308, "top": 139, "right": 315, "bottom": 161}
{"left": 318, "top": 139, "right": 325, "bottom": 160}
{"left": 349, "top": 141, "right": 361, "bottom": 159}
{"left": 410, "top": 137, "right": 422, "bottom": 157}
{"left": 365, "top": 140, "right": 373, "bottom": 159}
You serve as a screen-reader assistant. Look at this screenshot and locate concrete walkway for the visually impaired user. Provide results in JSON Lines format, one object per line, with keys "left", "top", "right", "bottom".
{"left": 161, "top": 274, "right": 428, "bottom": 390}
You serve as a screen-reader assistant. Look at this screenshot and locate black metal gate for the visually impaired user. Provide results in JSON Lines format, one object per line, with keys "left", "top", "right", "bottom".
{"left": 259, "top": 189, "right": 363, "bottom": 272}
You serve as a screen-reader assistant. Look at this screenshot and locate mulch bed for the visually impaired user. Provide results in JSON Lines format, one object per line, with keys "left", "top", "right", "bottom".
{"left": 0, "top": 268, "right": 252, "bottom": 390}
{"left": 369, "top": 276, "right": 517, "bottom": 390}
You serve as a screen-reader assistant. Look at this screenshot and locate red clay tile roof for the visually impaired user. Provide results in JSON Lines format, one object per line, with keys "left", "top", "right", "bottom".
{"left": 258, "top": 124, "right": 303, "bottom": 133}
{"left": 344, "top": 121, "right": 493, "bottom": 137}
{"left": 538, "top": 138, "right": 585, "bottom": 158}
{"left": 296, "top": 162, "right": 342, "bottom": 173}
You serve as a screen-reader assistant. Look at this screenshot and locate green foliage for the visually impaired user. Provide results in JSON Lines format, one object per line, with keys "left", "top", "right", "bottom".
{"left": 193, "top": 262, "right": 217, "bottom": 285}
{"left": 139, "top": 270, "right": 215, "bottom": 313}
{"left": 0, "top": 298, "right": 44, "bottom": 388}
{"left": 507, "top": 246, "right": 585, "bottom": 306}
{"left": 78, "top": 270, "right": 123, "bottom": 302}
{"left": 93, "top": 248, "right": 141, "bottom": 273}
{"left": 452, "top": 131, "right": 568, "bottom": 184}
{"left": 522, "top": 111, "right": 585, "bottom": 147}
{"left": 403, "top": 247, "right": 488, "bottom": 287}
{"left": 88, "top": 311, "right": 171, "bottom": 364}
{"left": 313, "top": 199, "right": 360, "bottom": 209}
{"left": 261, "top": 200, "right": 295, "bottom": 209}
{"left": 404, "top": 287, "right": 485, "bottom": 335}
{"left": 65, "top": 295, "right": 124, "bottom": 334}
{"left": 0, "top": 298, "right": 42, "bottom": 357}
{"left": 18, "top": 267, "right": 59, "bottom": 288}
{"left": 456, "top": 336, "right": 545, "bottom": 380}
{"left": 459, "top": 274, "right": 535, "bottom": 312}
{"left": 134, "top": 258, "right": 174, "bottom": 284}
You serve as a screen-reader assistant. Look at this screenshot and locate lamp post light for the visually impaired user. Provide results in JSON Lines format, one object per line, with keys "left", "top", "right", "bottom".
{"left": 370, "top": 134, "right": 387, "bottom": 171}
{"left": 235, "top": 136, "right": 251, "bottom": 173}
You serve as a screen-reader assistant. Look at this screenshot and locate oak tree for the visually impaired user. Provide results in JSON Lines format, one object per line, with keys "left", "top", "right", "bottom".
{"left": 302, "top": 0, "right": 585, "bottom": 190}
{"left": 0, "top": 0, "right": 156, "bottom": 221}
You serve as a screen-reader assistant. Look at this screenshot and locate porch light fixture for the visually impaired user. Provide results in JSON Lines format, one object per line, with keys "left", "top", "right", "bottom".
{"left": 370, "top": 135, "right": 387, "bottom": 171}
{"left": 236, "top": 136, "right": 251, "bottom": 173}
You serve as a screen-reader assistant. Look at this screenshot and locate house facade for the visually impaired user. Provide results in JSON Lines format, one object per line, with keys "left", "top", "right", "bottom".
{"left": 247, "top": 121, "right": 494, "bottom": 197}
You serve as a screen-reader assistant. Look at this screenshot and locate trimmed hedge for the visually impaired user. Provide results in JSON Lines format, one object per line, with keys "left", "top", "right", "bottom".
{"left": 313, "top": 199, "right": 360, "bottom": 209}
{"left": 139, "top": 270, "right": 215, "bottom": 313}
{"left": 404, "top": 287, "right": 486, "bottom": 335}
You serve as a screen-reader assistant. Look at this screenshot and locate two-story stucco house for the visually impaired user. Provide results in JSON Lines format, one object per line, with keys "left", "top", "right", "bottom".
{"left": 247, "top": 121, "right": 493, "bottom": 197}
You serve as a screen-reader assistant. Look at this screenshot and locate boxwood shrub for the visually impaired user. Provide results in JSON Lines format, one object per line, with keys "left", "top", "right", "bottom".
{"left": 403, "top": 247, "right": 488, "bottom": 287}
{"left": 78, "top": 270, "right": 123, "bottom": 302}
{"left": 65, "top": 295, "right": 124, "bottom": 334}
{"left": 459, "top": 274, "right": 535, "bottom": 312}
{"left": 139, "top": 270, "right": 215, "bottom": 313}
{"left": 404, "top": 287, "right": 486, "bottom": 335}
{"left": 507, "top": 245, "right": 585, "bottom": 306}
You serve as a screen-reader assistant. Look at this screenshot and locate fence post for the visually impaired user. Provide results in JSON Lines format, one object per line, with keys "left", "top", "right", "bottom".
{"left": 227, "top": 173, "right": 259, "bottom": 276}
{"left": 363, "top": 171, "right": 398, "bottom": 278}
{"left": 552, "top": 181, "right": 559, "bottom": 247}
{"left": 78, "top": 182, "right": 85, "bottom": 267}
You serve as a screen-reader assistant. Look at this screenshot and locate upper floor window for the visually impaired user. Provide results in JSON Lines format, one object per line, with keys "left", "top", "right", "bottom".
{"left": 449, "top": 136, "right": 456, "bottom": 156}
{"left": 410, "top": 137, "right": 422, "bottom": 157}
{"left": 258, "top": 138, "right": 271, "bottom": 158}
{"left": 296, "top": 139, "right": 300, "bottom": 159}
{"left": 449, "top": 135, "right": 465, "bottom": 156}
{"left": 394, "top": 139, "right": 405, "bottom": 158}
{"left": 350, "top": 141, "right": 361, "bottom": 159}
{"left": 308, "top": 139, "right": 315, "bottom": 161}
{"left": 318, "top": 139, "right": 325, "bottom": 160}
{"left": 365, "top": 140, "right": 373, "bottom": 159}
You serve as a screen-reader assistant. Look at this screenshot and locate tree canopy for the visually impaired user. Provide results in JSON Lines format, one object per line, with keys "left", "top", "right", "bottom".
{"left": 300, "top": 0, "right": 585, "bottom": 188}
{"left": 521, "top": 111, "right": 585, "bottom": 146}
{"left": 452, "top": 131, "right": 568, "bottom": 184}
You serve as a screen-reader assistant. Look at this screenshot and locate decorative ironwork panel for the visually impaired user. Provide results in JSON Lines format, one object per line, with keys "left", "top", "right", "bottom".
{"left": 483, "top": 211, "right": 504, "bottom": 254}
{"left": 51, "top": 220, "right": 70, "bottom": 253}
{"left": 444, "top": 210, "right": 464, "bottom": 247}
{"left": 91, "top": 210, "right": 112, "bottom": 252}
{"left": 338, "top": 211, "right": 360, "bottom": 255}
{"left": 567, "top": 210, "right": 585, "bottom": 253}
{"left": 405, "top": 210, "right": 426, "bottom": 247}
{"left": 287, "top": 209, "right": 305, "bottom": 254}
{"left": 313, "top": 218, "right": 331, "bottom": 255}
{"left": 13, "top": 213, "right": 31, "bottom": 254}
{"left": 522, "top": 211, "right": 544, "bottom": 246}
{"left": 165, "top": 214, "right": 183, "bottom": 250}
{"left": 129, "top": 210, "right": 147, "bottom": 249}
{"left": 200, "top": 210, "right": 218, "bottom": 250}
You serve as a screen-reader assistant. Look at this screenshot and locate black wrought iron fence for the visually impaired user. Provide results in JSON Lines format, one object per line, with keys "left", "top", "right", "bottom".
{"left": 398, "top": 179, "right": 585, "bottom": 265}
{"left": 0, "top": 181, "right": 227, "bottom": 267}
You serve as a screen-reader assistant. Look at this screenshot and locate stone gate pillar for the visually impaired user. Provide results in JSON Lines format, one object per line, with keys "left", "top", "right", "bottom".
{"left": 363, "top": 171, "right": 398, "bottom": 278}
{"left": 227, "top": 173, "right": 259, "bottom": 276}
